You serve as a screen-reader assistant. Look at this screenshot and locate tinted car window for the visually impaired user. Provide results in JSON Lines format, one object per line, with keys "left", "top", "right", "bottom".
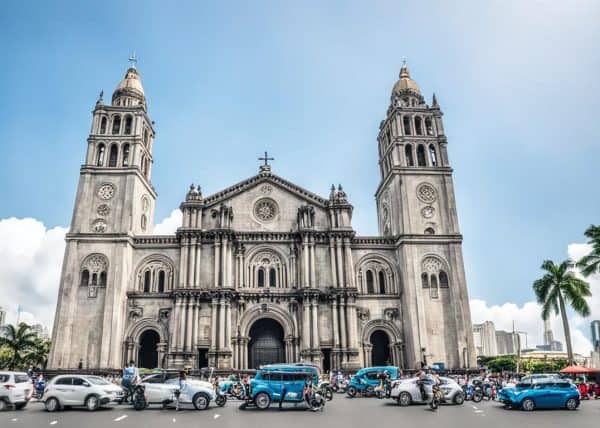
{"left": 55, "top": 377, "right": 72, "bottom": 385}
{"left": 366, "top": 372, "right": 379, "bottom": 380}
{"left": 14, "top": 374, "right": 30, "bottom": 383}
{"left": 88, "top": 376, "right": 110, "bottom": 385}
{"left": 72, "top": 377, "right": 87, "bottom": 386}
{"left": 0, "top": 375, "right": 10, "bottom": 382}
{"left": 143, "top": 375, "right": 162, "bottom": 384}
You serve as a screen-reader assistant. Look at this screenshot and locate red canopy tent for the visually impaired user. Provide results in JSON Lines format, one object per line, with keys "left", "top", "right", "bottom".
{"left": 560, "top": 365, "right": 599, "bottom": 374}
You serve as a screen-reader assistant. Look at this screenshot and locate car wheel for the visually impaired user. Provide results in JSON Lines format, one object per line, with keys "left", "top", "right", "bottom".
{"left": 85, "top": 395, "right": 100, "bottom": 411}
{"left": 346, "top": 386, "right": 357, "bottom": 398}
{"left": 192, "top": 393, "right": 210, "bottom": 410}
{"left": 254, "top": 392, "right": 271, "bottom": 410}
{"left": 398, "top": 392, "right": 411, "bottom": 406}
{"left": 453, "top": 392, "right": 465, "bottom": 405}
{"left": 14, "top": 402, "right": 27, "bottom": 410}
{"left": 0, "top": 399, "right": 7, "bottom": 411}
{"left": 45, "top": 397, "right": 60, "bottom": 412}
{"left": 521, "top": 398, "right": 535, "bottom": 411}
{"left": 566, "top": 398, "right": 578, "bottom": 410}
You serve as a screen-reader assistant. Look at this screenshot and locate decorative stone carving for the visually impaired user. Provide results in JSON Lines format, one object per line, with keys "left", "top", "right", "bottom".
{"left": 380, "top": 191, "right": 391, "bottom": 236}
{"left": 254, "top": 198, "right": 278, "bottom": 222}
{"left": 357, "top": 307, "right": 370, "bottom": 322}
{"left": 260, "top": 184, "right": 273, "bottom": 194}
{"left": 129, "top": 306, "right": 143, "bottom": 321}
{"left": 384, "top": 307, "right": 400, "bottom": 321}
{"left": 422, "top": 256, "right": 443, "bottom": 273}
{"left": 416, "top": 183, "right": 437, "bottom": 203}
{"left": 83, "top": 254, "right": 108, "bottom": 273}
{"left": 141, "top": 195, "right": 150, "bottom": 212}
{"left": 97, "top": 204, "right": 110, "bottom": 217}
{"left": 97, "top": 183, "right": 115, "bottom": 200}
{"left": 91, "top": 219, "right": 107, "bottom": 233}
{"left": 158, "top": 308, "right": 170, "bottom": 322}
{"left": 421, "top": 206, "right": 435, "bottom": 219}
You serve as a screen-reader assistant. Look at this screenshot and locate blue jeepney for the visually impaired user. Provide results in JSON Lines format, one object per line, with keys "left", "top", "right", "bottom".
{"left": 347, "top": 366, "right": 400, "bottom": 397}
{"left": 244, "top": 364, "right": 319, "bottom": 410}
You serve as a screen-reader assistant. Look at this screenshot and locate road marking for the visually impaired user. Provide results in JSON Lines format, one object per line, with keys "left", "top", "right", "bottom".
{"left": 11, "top": 419, "right": 18, "bottom": 422}
{"left": 471, "top": 405, "right": 478, "bottom": 409}
{"left": 114, "top": 415, "right": 128, "bottom": 422}
{"left": 214, "top": 414, "right": 220, "bottom": 419}
{"left": 172, "top": 418, "right": 176, "bottom": 423}
{"left": 474, "top": 410, "right": 484, "bottom": 413}
{"left": 50, "top": 422, "right": 58, "bottom": 426}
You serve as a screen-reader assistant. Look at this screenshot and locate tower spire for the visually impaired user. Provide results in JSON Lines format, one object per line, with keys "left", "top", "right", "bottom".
{"left": 128, "top": 52, "right": 138, "bottom": 69}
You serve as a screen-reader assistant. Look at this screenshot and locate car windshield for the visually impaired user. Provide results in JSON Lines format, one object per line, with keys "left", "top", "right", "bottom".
{"left": 87, "top": 376, "right": 110, "bottom": 385}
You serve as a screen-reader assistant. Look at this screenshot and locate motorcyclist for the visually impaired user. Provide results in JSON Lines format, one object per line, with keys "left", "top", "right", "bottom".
{"left": 121, "top": 360, "right": 140, "bottom": 401}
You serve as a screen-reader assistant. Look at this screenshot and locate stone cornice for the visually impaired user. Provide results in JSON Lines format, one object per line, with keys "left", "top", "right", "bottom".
{"left": 79, "top": 166, "right": 157, "bottom": 197}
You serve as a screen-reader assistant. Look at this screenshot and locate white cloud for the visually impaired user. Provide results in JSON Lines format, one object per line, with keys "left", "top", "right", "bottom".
{"left": 0, "top": 217, "right": 67, "bottom": 330}
{"left": 470, "top": 242, "right": 599, "bottom": 356}
{"left": 152, "top": 209, "right": 181, "bottom": 235}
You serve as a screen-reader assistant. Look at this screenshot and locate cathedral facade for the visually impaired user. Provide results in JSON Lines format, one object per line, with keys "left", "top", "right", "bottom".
{"left": 48, "top": 63, "right": 476, "bottom": 371}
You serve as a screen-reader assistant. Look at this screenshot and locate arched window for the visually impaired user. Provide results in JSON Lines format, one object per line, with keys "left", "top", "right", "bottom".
{"left": 99, "top": 117, "right": 107, "bottom": 134}
{"left": 111, "top": 115, "right": 121, "bottom": 134}
{"left": 122, "top": 144, "right": 130, "bottom": 166}
{"left": 96, "top": 144, "right": 105, "bottom": 166}
{"left": 378, "top": 271, "right": 386, "bottom": 294}
{"left": 91, "top": 273, "right": 98, "bottom": 286}
{"left": 158, "top": 270, "right": 165, "bottom": 293}
{"left": 366, "top": 270, "right": 375, "bottom": 294}
{"left": 403, "top": 116, "right": 412, "bottom": 135}
{"left": 142, "top": 157, "right": 148, "bottom": 177}
{"left": 143, "top": 271, "right": 151, "bottom": 293}
{"left": 80, "top": 269, "right": 89, "bottom": 287}
{"left": 124, "top": 116, "right": 133, "bottom": 135}
{"left": 424, "top": 227, "right": 435, "bottom": 235}
{"left": 108, "top": 144, "right": 118, "bottom": 167}
{"left": 430, "top": 274, "right": 439, "bottom": 299}
{"left": 257, "top": 268, "right": 265, "bottom": 287}
{"left": 269, "top": 268, "right": 277, "bottom": 287}
{"left": 417, "top": 145, "right": 426, "bottom": 167}
{"left": 141, "top": 215, "right": 147, "bottom": 232}
{"left": 143, "top": 129, "right": 149, "bottom": 146}
{"left": 405, "top": 144, "right": 414, "bottom": 167}
{"left": 439, "top": 271, "right": 449, "bottom": 288}
{"left": 429, "top": 145, "right": 438, "bottom": 166}
{"left": 425, "top": 117, "right": 434, "bottom": 135}
{"left": 421, "top": 272, "right": 429, "bottom": 288}
{"left": 415, "top": 116, "right": 423, "bottom": 135}
{"left": 99, "top": 271, "right": 107, "bottom": 287}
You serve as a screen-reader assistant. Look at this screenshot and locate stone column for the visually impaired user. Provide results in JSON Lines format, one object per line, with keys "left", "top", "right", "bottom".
{"left": 302, "top": 299, "right": 311, "bottom": 350}
{"left": 213, "top": 238, "right": 221, "bottom": 288}
{"left": 188, "top": 236, "right": 196, "bottom": 287}
{"left": 347, "top": 295, "right": 358, "bottom": 349}
{"left": 178, "top": 296, "right": 187, "bottom": 352}
{"left": 309, "top": 236, "right": 316, "bottom": 285}
{"left": 335, "top": 237, "right": 344, "bottom": 288}
{"left": 210, "top": 298, "right": 218, "bottom": 351}
{"left": 194, "top": 239, "right": 201, "bottom": 288}
{"left": 218, "top": 297, "right": 226, "bottom": 351}
{"left": 311, "top": 297, "right": 319, "bottom": 349}
{"left": 221, "top": 235, "right": 228, "bottom": 287}
{"left": 302, "top": 239, "right": 309, "bottom": 288}
{"left": 331, "top": 298, "right": 340, "bottom": 347}
{"left": 181, "top": 238, "right": 189, "bottom": 287}
{"left": 329, "top": 239, "right": 337, "bottom": 288}
{"left": 339, "top": 299, "right": 347, "bottom": 349}
{"left": 343, "top": 237, "right": 356, "bottom": 288}
{"left": 186, "top": 296, "right": 194, "bottom": 351}
{"left": 178, "top": 240, "right": 186, "bottom": 288}
{"left": 171, "top": 295, "right": 181, "bottom": 352}
{"left": 224, "top": 297, "right": 231, "bottom": 351}
{"left": 192, "top": 297, "right": 199, "bottom": 349}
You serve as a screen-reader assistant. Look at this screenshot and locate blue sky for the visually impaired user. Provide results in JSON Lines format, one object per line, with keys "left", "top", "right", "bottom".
{"left": 1, "top": 0, "right": 599, "bottom": 319}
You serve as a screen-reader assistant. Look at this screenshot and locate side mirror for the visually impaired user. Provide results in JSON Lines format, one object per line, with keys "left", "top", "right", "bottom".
{"left": 83, "top": 382, "right": 90, "bottom": 387}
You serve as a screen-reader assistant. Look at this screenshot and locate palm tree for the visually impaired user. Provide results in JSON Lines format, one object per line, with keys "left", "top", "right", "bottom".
{"left": 24, "top": 338, "right": 51, "bottom": 369}
{"left": 577, "top": 224, "right": 600, "bottom": 277}
{"left": 533, "top": 260, "right": 591, "bottom": 365}
{"left": 0, "top": 323, "right": 38, "bottom": 369}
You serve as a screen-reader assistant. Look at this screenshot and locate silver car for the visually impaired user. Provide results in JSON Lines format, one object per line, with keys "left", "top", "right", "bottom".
{"left": 390, "top": 376, "right": 464, "bottom": 406}
{"left": 43, "top": 375, "right": 124, "bottom": 411}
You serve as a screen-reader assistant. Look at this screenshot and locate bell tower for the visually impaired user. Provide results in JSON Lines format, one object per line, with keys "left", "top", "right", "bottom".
{"left": 72, "top": 60, "right": 157, "bottom": 236}
{"left": 374, "top": 63, "right": 476, "bottom": 369}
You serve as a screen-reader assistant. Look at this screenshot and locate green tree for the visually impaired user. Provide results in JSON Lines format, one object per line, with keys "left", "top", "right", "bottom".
{"left": 577, "top": 224, "right": 600, "bottom": 277}
{"left": 533, "top": 260, "right": 591, "bottom": 365}
{"left": 0, "top": 346, "right": 15, "bottom": 369}
{"left": 0, "top": 323, "right": 38, "bottom": 369}
{"left": 24, "top": 337, "right": 51, "bottom": 369}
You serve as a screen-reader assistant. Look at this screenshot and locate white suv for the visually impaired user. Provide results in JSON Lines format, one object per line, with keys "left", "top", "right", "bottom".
{"left": 43, "top": 375, "right": 124, "bottom": 411}
{"left": 0, "top": 372, "right": 31, "bottom": 411}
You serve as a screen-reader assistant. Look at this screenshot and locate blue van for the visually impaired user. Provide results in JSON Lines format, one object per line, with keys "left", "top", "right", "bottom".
{"left": 347, "top": 366, "right": 400, "bottom": 397}
{"left": 244, "top": 364, "right": 320, "bottom": 410}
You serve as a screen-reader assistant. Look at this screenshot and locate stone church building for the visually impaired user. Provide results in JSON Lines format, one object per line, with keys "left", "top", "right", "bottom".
{"left": 49, "top": 62, "right": 476, "bottom": 371}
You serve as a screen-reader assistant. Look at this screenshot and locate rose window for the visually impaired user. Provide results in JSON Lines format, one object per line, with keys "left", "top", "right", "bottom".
{"left": 97, "top": 183, "right": 115, "bottom": 200}
{"left": 417, "top": 183, "right": 437, "bottom": 203}
{"left": 254, "top": 198, "right": 278, "bottom": 222}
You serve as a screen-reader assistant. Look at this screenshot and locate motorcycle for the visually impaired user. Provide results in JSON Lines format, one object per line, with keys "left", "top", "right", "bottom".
{"left": 305, "top": 387, "right": 326, "bottom": 412}
{"left": 32, "top": 379, "right": 46, "bottom": 400}
{"left": 317, "top": 381, "right": 334, "bottom": 401}
{"left": 463, "top": 384, "right": 483, "bottom": 402}
{"left": 332, "top": 379, "right": 347, "bottom": 394}
{"left": 214, "top": 387, "right": 227, "bottom": 407}
{"left": 429, "top": 384, "right": 443, "bottom": 410}
{"left": 132, "top": 384, "right": 148, "bottom": 411}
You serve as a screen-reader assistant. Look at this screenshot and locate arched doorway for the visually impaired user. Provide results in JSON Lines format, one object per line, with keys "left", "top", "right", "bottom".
{"left": 138, "top": 330, "right": 160, "bottom": 369}
{"left": 370, "top": 330, "right": 390, "bottom": 366}
{"left": 248, "top": 318, "right": 285, "bottom": 369}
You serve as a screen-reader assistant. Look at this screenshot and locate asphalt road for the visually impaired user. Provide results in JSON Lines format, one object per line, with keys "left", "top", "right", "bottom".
{"left": 2, "top": 395, "right": 600, "bottom": 428}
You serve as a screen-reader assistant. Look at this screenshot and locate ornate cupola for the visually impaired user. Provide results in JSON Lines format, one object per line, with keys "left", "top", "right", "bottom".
{"left": 112, "top": 65, "right": 147, "bottom": 110}
{"left": 391, "top": 62, "right": 425, "bottom": 107}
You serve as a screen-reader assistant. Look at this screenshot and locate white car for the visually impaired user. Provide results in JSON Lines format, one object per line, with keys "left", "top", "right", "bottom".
{"left": 0, "top": 372, "right": 31, "bottom": 411}
{"left": 141, "top": 372, "right": 226, "bottom": 410}
{"left": 390, "top": 376, "right": 464, "bottom": 406}
{"left": 43, "top": 374, "right": 124, "bottom": 411}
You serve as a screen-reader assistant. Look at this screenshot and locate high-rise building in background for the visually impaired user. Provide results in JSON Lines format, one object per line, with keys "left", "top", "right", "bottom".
{"left": 495, "top": 330, "right": 520, "bottom": 355}
{"left": 473, "top": 321, "right": 498, "bottom": 356}
{"left": 0, "top": 307, "right": 6, "bottom": 327}
{"left": 592, "top": 320, "right": 600, "bottom": 352}
{"left": 543, "top": 319, "right": 554, "bottom": 346}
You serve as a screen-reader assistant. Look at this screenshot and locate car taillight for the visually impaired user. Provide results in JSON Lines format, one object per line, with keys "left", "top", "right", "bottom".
{"left": 4, "top": 384, "right": 15, "bottom": 390}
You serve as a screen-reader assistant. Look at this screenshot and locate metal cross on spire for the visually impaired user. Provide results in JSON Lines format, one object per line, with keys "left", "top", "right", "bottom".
{"left": 128, "top": 52, "right": 138, "bottom": 68}
{"left": 258, "top": 151, "right": 274, "bottom": 167}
